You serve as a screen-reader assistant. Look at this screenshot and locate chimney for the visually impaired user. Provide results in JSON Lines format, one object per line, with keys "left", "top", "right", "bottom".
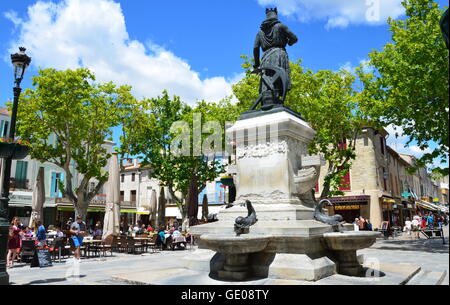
{"left": 134, "top": 159, "right": 138, "bottom": 167}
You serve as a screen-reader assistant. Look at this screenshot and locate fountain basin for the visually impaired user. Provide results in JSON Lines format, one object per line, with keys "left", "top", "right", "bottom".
{"left": 200, "top": 234, "right": 271, "bottom": 281}
{"left": 323, "top": 231, "right": 381, "bottom": 277}
{"left": 200, "top": 234, "right": 271, "bottom": 254}
{"left": 323, "top": 231, "right": 381, "bottom": 251}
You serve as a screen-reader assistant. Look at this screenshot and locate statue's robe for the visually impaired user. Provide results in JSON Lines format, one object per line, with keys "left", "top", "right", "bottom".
{"left": 254, "top": 18, "right": 298, "bottom": 93}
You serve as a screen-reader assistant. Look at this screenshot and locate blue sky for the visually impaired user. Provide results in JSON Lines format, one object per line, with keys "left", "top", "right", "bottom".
{"left": 0, "top": 0, "right": 448, "bottom": 168}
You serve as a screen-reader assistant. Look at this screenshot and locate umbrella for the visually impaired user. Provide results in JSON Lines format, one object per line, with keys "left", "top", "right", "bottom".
{"left": 187, "top": 173, "right": 199, "bottom": 226}
{"left": 29, "top": 167, "right": 45, "bottom": 228}
{"left": 157, "top": 186, "right": 166, "bottom": 229}
{"left": 149, "top": 189, "right": 157, "bottom": 227}
{"left": 102, "top": 153, "right": 120, "bottom": 241}
{"left": 202, "top": 194, "right": 209, "bottom": 222}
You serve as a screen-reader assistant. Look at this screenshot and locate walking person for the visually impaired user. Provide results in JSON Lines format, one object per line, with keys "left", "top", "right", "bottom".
{"left": 70, "top": 216, "right": 87, "bottom": 262}
{"left": 411, "top": 216, "right": 420, "bottom": 239}
{"left": 7, "top": 217, "right": 22, "bottom": 268}
{"left": 35, "top": 220, "right": 47, "bottom": 248}
{"left": 427, "top": 213, "right": 434, "bottom": 230}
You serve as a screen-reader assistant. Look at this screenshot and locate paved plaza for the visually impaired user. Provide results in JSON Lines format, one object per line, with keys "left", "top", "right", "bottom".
{"left": 7, "top": 226, "right": 448, "bottom": 286}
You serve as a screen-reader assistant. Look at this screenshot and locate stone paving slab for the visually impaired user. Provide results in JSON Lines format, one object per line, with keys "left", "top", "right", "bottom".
{"left": 110, "top": 263, "right": 422, "bottom": 286}
{"left": 7, "top": 226, "right": 448, "bottom": 285}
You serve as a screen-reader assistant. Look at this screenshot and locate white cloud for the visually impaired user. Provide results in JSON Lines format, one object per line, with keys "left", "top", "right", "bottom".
{"left": 338, "top": 58, "right": 373, "bottom": 74}
{"left": 6, "top": 0, "right": 239, "bottom": 105}
{"left": 256, "top": 0, "right": 405, "bottom": 29}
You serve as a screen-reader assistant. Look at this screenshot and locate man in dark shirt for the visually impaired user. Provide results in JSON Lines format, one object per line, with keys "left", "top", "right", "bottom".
{"left": 70, "top": 216, "right": 87, "bottom": 260}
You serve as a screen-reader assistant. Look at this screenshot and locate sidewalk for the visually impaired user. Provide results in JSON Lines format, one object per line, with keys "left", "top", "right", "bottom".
{"left": 7, "top": 227, "right": 449, "bottom": 285}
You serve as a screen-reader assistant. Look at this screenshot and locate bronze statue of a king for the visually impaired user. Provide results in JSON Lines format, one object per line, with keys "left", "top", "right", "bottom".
{"left": 252, "top": 7, "right": 298, "bottom": 111}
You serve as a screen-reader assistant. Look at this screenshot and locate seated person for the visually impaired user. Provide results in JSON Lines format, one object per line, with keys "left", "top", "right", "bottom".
{"left": 93, "top": 225, "right": 102, "bottom": 238}
{"left": 55, "top": 227, "right": 65, "bottom": 238}
{"left": 172, "top": 229, "right": 181, "bottom": 239}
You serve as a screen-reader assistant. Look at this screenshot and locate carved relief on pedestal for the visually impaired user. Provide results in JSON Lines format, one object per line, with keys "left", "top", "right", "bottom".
{"left": 236, "top": 141, "right": 288, "bottom": 159}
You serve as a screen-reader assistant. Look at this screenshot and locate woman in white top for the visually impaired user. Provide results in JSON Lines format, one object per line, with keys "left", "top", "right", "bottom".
{"left": 403, "top": 217, "right": 412, "bottom": 235}
{"left": 353, "top": 218, "right": 359, "bottom": 231}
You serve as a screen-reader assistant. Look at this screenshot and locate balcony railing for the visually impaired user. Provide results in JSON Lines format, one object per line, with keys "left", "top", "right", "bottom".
{"left": 9, "top": 178, "right": 30, "bottom": 190}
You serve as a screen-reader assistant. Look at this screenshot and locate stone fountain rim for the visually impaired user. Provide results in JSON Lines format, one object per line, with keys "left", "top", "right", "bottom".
{"left": 323, "top": 231, "right": 382, "bottom": 238}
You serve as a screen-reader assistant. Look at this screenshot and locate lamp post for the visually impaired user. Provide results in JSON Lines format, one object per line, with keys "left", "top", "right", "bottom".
{"left": 0, "top": 47, "right": 31, "bottom": 285}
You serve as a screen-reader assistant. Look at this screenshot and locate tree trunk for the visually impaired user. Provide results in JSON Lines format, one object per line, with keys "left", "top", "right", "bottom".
{"left": 74, "top": 203, "right": 88, "bottom": 222}
{"left": 187, "top": 172, "right": 199, "bottom": 227}
{"left": 74, "top": 191, "right": 89, "bottom": 222}
{"left": 201, "top": 194, "right": 209, "bottom": 222}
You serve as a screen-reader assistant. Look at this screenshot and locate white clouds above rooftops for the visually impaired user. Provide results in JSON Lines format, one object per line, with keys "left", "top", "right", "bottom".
{"left": 256, "top": 0, "right": 404, "bottom": 29}
{"left": 4, "top": 0, "right": 238, "bottom": 105}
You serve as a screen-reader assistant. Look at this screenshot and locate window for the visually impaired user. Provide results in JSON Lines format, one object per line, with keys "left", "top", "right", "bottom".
{"left": 338, "top": 139, "right": 347, "bottom": 150}
{"left": 1, "top": 120, "right": 9, "bottom": 137}
{"left": 339, "top": 171, "right": 351, "bottom": 191}
{"left": 381, "top": 167, "right": 387, "bottom": 191}
{"left": 363, "top": 134, "right": 369, "bottom": 146}
{"left": 50, "top": 172, "right": 64, "bottom": 198}
{"left": 380, "top": 137, "right": 385, "bottom": 155}
{"left": 121, "top": 174, "right": 124, "bottom": 183}
{"left": 130, "top": 190, "right": 137, "bottom": 203}
{"left": 120, "top": 191, "right": 124, "bottom": 202}
{"left": 14, "top": 161, "right": 28, "bottom": 189}
{"left": 132, "top": 173, "right": 135, "bottom": 182}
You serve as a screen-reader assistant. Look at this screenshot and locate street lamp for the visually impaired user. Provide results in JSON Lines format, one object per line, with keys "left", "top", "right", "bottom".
{"left": 0, "top": 47, "right": 31, "bottom": 285}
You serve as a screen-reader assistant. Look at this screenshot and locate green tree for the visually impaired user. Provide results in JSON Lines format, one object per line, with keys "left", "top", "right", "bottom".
{"left": 364, "top": 0, "right": 449, "bottom": 175}
{"left": 13, "top": 68, "right": 134, "bottom": 220}
{"left": 233, "top": 58, "right": 376, "bottom": 198}
{"left": 119, "top": 92, "right": 230, "bottom": 227}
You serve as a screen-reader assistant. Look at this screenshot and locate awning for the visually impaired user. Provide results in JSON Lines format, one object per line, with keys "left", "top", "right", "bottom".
{"left": 57, "top": 206, "right": 105, "bottom": 213}
{"left": 416, "top": 200, "right": 440, "bottom": 211}
{"left": 120, "top": 209, "right": 137, "bottom": 214}
{"left": 136, "top": 211, "right": 151, "bottom": 215}
{"left": 327, "top": 195, "right": 370, "bottom": 205}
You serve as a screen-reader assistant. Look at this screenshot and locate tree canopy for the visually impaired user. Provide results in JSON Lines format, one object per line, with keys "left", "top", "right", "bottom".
{"left": 119, "top": 91, "right": 233, "bottom": 226}
{"left": 13, "top": 68, "right": 134, "bottom": 219}
{"left": 364, "top": 0, "right": 449, "bottom": 175}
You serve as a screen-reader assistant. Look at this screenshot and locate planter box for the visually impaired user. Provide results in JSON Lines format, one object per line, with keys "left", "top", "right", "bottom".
{"left": 0, "top": 142, "right": 30, "bottom": 160}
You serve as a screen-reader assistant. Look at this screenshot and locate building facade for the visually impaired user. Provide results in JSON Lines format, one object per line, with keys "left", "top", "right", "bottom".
{"left": 315, "top": 126, "right": 445, "bottom": 229}
{"left": 1, "top": 107, "right": 116, "bottom": 229}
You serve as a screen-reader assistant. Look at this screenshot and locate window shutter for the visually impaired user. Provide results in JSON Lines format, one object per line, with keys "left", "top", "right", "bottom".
{"left": 339, "top": 171, "right": 351, "bottom": 191}
{"left": 50, "top": 172, "right": 57, "bottom": 197}
{"left": 58, "top": 172, "right": 65, "bottom": 198}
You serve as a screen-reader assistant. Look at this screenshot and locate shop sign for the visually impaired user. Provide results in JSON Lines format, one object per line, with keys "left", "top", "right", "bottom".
{"left": 334, "top": 205, "right": 360, "bottom": 210}
{"left": 401, "top": 192, "right": 411, "bottom": 198}
{"left": 407, "top": 204, "right": 413, "bottom": 209}
{"left": 433, "top": 198, "right": 439, "bottom": 202}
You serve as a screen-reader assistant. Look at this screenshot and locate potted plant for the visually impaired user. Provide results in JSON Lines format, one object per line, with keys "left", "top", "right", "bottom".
{"left": 0, "top": 138, "right": 30, "bottom": 160}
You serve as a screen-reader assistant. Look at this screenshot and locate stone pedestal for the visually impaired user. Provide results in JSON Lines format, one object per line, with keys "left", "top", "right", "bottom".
{"left": 187, "top": 109, "right": 380, "bottom": 282}
{"left": 227, "top": 110, "right": 316, "bottom": 207}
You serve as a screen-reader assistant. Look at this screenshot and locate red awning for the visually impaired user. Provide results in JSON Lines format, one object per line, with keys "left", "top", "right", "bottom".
{"left": 326, "top": 195, "right": 371, "bottom": 205}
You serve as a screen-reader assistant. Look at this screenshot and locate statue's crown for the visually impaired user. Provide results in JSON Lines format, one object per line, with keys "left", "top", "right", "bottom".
{"left": 266, "top": 7, "right": 278, "bottom": 17}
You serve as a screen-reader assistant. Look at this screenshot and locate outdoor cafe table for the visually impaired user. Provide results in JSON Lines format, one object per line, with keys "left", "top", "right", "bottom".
{"left": 82, "top": 240, "right": 103, "bottom": 258}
